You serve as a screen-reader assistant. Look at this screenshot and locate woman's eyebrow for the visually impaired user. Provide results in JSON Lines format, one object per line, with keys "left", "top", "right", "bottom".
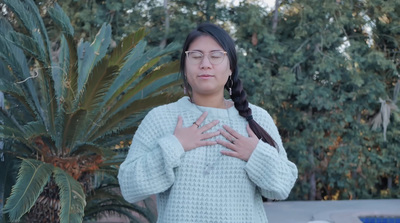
{"left": 188, "top": 49, "right": 224, "bottom": 52}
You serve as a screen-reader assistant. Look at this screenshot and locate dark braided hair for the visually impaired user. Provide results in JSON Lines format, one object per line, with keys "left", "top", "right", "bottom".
{"left": 180, "top": 23, "right": 278, "bottom": 150}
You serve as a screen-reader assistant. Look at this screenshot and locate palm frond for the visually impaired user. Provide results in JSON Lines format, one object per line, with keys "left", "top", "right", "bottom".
{"left": 84, "top": 190, "right": 153, "bottom": 223}
{"left": 89, "top": 93, "right": 181, "bottom": 141}
{"left": 21, "top": 121, "right": 47, "bottom": 140}
{"left": 84, "top": 205, "right": 143, "bottom": 223}
{"left": 103, "top": 41, "right": 176, "bottom": 102}
{"left": 33, "top": 58, "right": 58, "bottom": 139}
{"left": 70, "top": 143, "right": 116, "bottom": 159}
{"left": 62, "top": 34, "right": 79, "bottom": 113}
{"left": 62, "top": 109, "right": 87, "bottom": 150}
{"left": 74, "top": 59, "right": 119, "bottom": 144}
{"left": 53, "top": 167, "right": 86, "bottom": 223}
{"left": 108, "top": 61, "right": 180, "bottom": 116}
{"left": 48, "top": 3, "right": 74, "bottom": 111}
{"left": 0, "top": 124, "right": 25, "bottom": 141}
{"left": 0, "top": 81, "right": 24, "bottom": 99}
{"left": 52, "top": 35, "right": 69, "bottom": 106}
{"left": 3, "top": 159, "right": 53, "bottom": 221}
{"left": 79, "top": 58, "right": 118, "bottom": 111}
{"left": 0, "top": 10, "right": 56, "bottom": 138}
{"left": 108, "top": 27, "right": 147, "bottom": 67}
{"left": 0, "top": 59, "right": 24, "bottom": 97}
{"left": 52, "top": 36, "right": 71, "bottom": 152}
{"left": 2, "top": 142, "right": 34, "bottom": 157}
{"left": 101, "top": 40, "right": 147, "bottom": 104}
{"left": 0, "top": 22, "right": 42, "bottom": 121}
{"left": 77, "top": 24, "right": 111, "bottom": 98}
{"left": 98, "top": 42, "right": 178, "bottom": 108}
{"left": 47, "top": 3, "right": 74, "bottom": 37}
{"left": 93, "top": 127, "right": 137, "bottom": 148}
{"left": 4, "top": 0, "right": 51, "bottom": 67}
{"left": 9, "top": 0, "right": 62, "bottom": 142}
{"left": 8, "top": 31, "right": 47, "bottom": 64}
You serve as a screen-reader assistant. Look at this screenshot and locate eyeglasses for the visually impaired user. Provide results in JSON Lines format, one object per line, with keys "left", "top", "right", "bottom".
{"left": 185, "top": 50, "right": 227, "bottom": 65}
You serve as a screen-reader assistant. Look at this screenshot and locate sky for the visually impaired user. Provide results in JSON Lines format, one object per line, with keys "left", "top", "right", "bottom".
{"left": 262, "top": 0, "right": 276, "bottom": 8}
{"left": 225, "top": 0, "right": 276, "bottom": 9}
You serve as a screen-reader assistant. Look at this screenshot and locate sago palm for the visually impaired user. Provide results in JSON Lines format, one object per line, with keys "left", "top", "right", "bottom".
{"left": 0, "top": 0, "right": 182, "bottom": 222}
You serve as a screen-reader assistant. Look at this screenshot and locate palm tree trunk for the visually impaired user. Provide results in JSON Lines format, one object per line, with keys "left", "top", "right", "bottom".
{"left": 25, "top": 178, "right": 60, "bottom": 223}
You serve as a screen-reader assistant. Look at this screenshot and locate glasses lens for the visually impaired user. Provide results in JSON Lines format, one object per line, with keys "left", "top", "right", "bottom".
{"left": 209, "top": 51, "right": 225, "bottom": 64}
{"left": 187, "top": 51, "right": 203, "bottom": 64}
{"left": 186, "top": 51, "right": 226, "bottom": 65}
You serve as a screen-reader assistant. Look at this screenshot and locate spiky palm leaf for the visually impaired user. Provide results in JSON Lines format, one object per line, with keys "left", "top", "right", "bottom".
{"left": 83, "top": 170, "right": 157, "bottom": 222}
{"left": 0, "top": 0, "right": 182, "bottom": 222}
{"left": 3, "top": 159, "right": 54, "bottom": 221}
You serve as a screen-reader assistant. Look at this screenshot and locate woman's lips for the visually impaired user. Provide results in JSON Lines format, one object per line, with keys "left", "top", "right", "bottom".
{"left": 198, "top": 74, "right": 214, "bottom": 79}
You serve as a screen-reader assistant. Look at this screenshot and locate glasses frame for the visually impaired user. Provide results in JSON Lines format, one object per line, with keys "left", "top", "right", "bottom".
{"left": 185, "top": 50, "right": 227, "bottom": 65}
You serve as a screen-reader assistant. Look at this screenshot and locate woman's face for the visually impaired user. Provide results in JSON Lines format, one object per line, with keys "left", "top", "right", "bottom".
{"left": 185, "top": 35, "right": 232, "bottom": 98}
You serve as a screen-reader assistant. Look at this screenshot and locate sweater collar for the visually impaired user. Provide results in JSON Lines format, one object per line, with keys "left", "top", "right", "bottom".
{"left": 177, "top": 96, "right": 239, "bottom": 119}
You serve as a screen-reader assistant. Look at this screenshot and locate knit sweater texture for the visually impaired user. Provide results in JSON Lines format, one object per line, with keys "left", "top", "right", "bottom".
{"left": 118, "top": 96, "right": 298, "bottom": 223}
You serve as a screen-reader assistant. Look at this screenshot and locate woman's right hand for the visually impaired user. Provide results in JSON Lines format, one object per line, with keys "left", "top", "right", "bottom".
{"left": 174, "top": 111, "right": 220, "bottom": 152}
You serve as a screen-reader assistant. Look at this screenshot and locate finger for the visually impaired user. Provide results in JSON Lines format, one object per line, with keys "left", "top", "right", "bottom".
{"left": 216, "top": 139, "right": 235, "bottom": 151}
{"left": 219, "top": 129, "right": 234, "bottom": 140}
{"left": 196, "top": 111, "right": 208, "bottom": 125}
{"left": 223, "top": 125, "right": 241, "bottom": 139}
{"left": 176, "top": 116, "right": 183, "bottom": 128}
{"left": 247, "top": 124, "right": 256, "bottom": 137}
{"left": 220, "top": 150, "right": 239, "bottom": 158}
{"left": 198, "top": 140, "right": 218, "bottom": 147}
{"left": 201, "top": 131, "right": 220, "bottom": 140}
{"left": 199, "top": 120, "right": 219, "bottom": 132}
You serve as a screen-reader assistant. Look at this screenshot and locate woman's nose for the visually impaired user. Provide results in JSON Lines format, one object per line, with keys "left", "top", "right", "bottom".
{"left": 199, "top": 55, "right": 212, "bottom": 69}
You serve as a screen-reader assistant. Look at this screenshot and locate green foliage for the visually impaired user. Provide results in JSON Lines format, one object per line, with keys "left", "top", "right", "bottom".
{"left": 53, "top": 167, "right": 86, "bottom": 223}
{"left": 232, "top": 0, "right": 399, "bottom": 200}
{"left": 0, "top": 0, "right": 181, "bottom": 222}
{"left": 1, "top": 0, "right": 397, "bottom": 216}
{"left": 3, "top": 159, "right": 53, "bottom": 221}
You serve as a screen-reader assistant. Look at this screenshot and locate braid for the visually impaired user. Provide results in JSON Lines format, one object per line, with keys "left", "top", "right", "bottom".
{"left": 228, "top": 76, "right": 278, "bottom": 151}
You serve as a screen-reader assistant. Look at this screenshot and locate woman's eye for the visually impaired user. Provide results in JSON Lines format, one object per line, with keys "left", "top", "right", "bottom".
{"left": 191, "top": 54, "right": 203, "bottom": 59}
{"left": 211, "top": 52, "right": 223, "bottom": 58}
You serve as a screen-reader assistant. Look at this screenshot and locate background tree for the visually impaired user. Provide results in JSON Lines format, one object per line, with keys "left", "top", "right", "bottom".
{"left": 231, "top": 0, "right": 399, "bottom": 200}
{"left": 31, "top": 0, "right": 400, "bottom": 201}
{"left": 1, "top": 5, "right": 398, "bottom": 223}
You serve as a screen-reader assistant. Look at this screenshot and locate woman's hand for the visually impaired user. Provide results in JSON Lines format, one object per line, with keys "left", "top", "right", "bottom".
{"left": 217, "top": 124, "right": 259, "bottom": 161}
{"left": 174, "top": 111, "right": 220, "bottom": 152}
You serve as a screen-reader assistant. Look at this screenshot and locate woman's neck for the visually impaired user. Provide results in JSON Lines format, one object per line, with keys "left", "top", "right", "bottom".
{"left": 191, "top": 94, "right": 228, "bottom": 109}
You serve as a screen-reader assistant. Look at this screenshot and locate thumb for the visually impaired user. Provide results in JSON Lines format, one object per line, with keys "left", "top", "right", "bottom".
{"left": 176, "top": 116, "right": 183, "bottom": 128}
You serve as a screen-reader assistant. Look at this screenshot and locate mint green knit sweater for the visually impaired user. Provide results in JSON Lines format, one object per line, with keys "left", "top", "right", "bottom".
{"left": 118, "top": 96, "right": 298, "bottom": 223}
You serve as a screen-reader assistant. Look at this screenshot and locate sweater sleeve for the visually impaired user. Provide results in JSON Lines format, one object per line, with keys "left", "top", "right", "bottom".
{"left": 244, "top": 107, "right": 298, "bottom": 200}
{"left": 117, "top": 108, "right": 185, "bottom": 203}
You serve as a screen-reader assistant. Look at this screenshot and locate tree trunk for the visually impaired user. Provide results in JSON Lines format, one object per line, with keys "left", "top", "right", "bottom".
{"left": 272, "top": 0, "right": 280, "bottom": 34}
{"left": 160, "top": 0, "right": 170, "bottom": 49}
{"left": 388, "top": 176, "right": 392, "bottom": 189}
{"left": 308, "top": 145, "right": 316, "bottom": 200}
{"left": 25, "top": 179, "right": 61, "bottom": 223}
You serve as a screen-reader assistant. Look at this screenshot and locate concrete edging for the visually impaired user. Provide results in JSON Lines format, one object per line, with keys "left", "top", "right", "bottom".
{"left": 264, "top": 199, "right": 400, "bottom": 223}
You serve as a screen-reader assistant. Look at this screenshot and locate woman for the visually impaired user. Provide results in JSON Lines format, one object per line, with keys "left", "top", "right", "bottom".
{"left": 118, "top": 23, "right": 298, "bottom": 223}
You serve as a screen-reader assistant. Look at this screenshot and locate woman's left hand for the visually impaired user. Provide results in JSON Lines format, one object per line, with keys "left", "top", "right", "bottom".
{"left": 216, "top": 124, "right": 259, "bottom": 162}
